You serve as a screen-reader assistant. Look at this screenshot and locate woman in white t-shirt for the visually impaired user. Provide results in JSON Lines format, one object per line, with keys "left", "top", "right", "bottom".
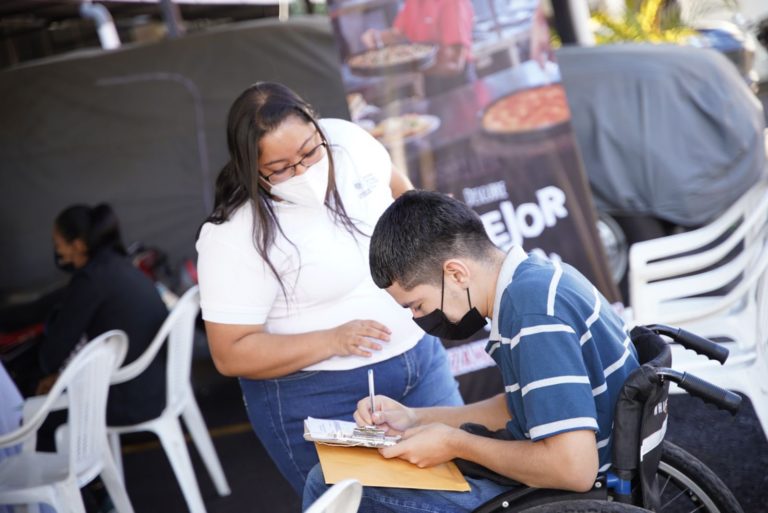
{"left": 196, "top": 82, "right": 463, "bottom": 494}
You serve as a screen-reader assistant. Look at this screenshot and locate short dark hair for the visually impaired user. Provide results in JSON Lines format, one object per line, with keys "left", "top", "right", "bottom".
{"left": 370, "top": 190, "right": 496, "bottom": 290}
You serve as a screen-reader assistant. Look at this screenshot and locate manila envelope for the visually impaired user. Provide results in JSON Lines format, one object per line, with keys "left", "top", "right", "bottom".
{"left": 315, "top": 443, "right": 470, "bottom": 492}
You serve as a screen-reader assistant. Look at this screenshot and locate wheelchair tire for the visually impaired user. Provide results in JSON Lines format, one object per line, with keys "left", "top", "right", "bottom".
{"left": 518, "top": 500, "right": 649, "bottom": 512}
{"left": 657, "top": 441, "right": 744, "bottom": 513}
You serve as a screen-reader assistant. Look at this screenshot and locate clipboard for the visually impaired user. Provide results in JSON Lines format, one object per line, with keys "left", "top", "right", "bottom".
{"left": 314, "top": 443, "right": 471, "bottom": 492}
{"left": 304, "top": 417, "right": 401, "bottom": 448}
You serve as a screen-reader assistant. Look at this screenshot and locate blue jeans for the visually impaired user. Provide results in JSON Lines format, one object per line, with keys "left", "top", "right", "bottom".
{"left": 239, "top": 334, "right": 463, "bottom": 495}
{"left": 303, "top": 465, "right": 517, "bottom": 512}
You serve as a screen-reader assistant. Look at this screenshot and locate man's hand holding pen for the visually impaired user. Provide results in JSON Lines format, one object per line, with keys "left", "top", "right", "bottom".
{"left": 354, "top": 391, "right": 459, "bottom": 467}
{"left": 354, "top": 393, "right": 418, "bottom": 436}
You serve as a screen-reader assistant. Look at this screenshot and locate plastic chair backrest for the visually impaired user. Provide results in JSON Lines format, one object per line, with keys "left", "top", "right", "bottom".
{"left": 305, "top": 479, "right": 362, "bottom": 513}
{"left": 629, "top": 182, "right": 768, "bottom": 347}
{"left": 67, "top": 332, "right": 128, "bottom": 478}
{"left": 757, "top": 255, "right": 768, "bottom": 360}
{"left": 110, "top": 286, "right": 200, "bottom": 415}
{"left": 15, "top": 331, "right": 128, "bottom": 479}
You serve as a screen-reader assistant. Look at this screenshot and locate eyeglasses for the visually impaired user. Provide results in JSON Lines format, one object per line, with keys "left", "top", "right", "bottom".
{"left": 260, "top": 141, "right": 327, "bottom": 185}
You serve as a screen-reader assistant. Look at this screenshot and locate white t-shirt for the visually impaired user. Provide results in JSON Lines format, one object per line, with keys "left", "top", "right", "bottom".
{"left": 196, "top": 118, "right": 424, "bottom": 371}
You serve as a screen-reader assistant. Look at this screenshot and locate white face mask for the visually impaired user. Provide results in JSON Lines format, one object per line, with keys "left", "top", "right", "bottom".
{"left": 270, "top": 153, "right": 330, "bottom": 208}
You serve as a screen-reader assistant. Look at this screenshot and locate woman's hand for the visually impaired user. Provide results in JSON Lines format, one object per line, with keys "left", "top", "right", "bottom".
{"left": 35, "top": 373, "right": 59, "bottom": 395}
{"left": 327, "top": 320, "right": 391, "bottom": 357}
{"left": 361, "top": 28, "right": 384, "bottom": 49}
{"left": 361, "top": 28, "right": 406, "bottom": 49}
{"left": 354, "top": 394, "right": 418, "bottom": 435}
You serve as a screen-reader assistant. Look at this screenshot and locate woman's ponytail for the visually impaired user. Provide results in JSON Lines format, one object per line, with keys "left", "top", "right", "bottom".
{"left": 55, "top": 203, "right": 125, "bottom": 256}
{"left": 87, "top": 203, "right": 126, "bottom": 255}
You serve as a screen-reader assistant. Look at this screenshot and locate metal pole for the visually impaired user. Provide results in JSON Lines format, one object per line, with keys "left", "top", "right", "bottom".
{"left": 551, "top": 0, "right": 594, "bottom": 46}
{"left": 160, "top": 0, "right": 186, "bottom": 38}
{"left": 80, "top": 1, "right": 121, "bottom": 49}
{"left": 279, "top": 0, "right": 290, "bottom": 21}
{"left": 568, "top": 0, "right": 595, "bottom": 46}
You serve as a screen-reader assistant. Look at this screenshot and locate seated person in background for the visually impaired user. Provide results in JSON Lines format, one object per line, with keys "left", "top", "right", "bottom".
{"left": 361, "top": 0, "right": 475, "bottom": 96}
{"left": 33, "top": 203, "right": 167, "bottom": 427}
{"left": 303, "top": 191, "right": 640, "bottom": 512}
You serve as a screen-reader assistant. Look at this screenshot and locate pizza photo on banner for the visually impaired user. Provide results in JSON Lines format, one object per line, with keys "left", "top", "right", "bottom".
{"left": 327, "top": 0, "right": 619, "bottom": 402}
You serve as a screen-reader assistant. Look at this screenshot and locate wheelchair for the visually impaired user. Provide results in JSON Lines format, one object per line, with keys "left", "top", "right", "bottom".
{"left": 472, "top": 325, "right": 744, "bottom": 513}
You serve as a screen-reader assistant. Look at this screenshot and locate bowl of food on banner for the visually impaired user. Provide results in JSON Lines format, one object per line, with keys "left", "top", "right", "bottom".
{"left": 346, "top": 44, "right": 437, "bottom": 77}
{"left": 473, "top": 84, "right": 572, "bottom": 155}
{"left": 362, "top": 113, "right": 441, "bottom": 147}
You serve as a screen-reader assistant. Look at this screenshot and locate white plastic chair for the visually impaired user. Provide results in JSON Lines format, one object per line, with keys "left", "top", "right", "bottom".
{"left": 304, "top": 479, "right": 362, "bottom": 513}
{"left": 0, "top": 330, "right": 133, "bottom": 513}
{"left": 628, "top": 181, "right": 768, "bottom": 440}
{"left": 107, "top": 285, "right": 230, "bottom": 513}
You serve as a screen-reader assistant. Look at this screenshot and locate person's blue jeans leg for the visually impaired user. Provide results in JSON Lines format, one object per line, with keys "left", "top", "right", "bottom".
{"left": 303, "top": 463, "right": 516, "bottom": 512}
{"left": 240, "top": 333, "right": 463, "bottom": 495}
{"left": 398, "top": 334, "right": 463, "bottom": 410}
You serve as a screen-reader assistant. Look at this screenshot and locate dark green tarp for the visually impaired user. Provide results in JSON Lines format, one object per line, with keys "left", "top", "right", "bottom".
{"left": 0, "top": 16, "right": 348, "bottom": 298}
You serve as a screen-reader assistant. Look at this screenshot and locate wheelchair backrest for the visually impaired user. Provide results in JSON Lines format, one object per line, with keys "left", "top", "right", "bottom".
{"left": 612, "top": 326, "right": 672, "bottom": 510}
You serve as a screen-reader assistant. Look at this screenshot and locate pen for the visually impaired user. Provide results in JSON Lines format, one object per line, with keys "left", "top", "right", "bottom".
{"left": 368, "top": 368, "right": 376, "bottom": 418}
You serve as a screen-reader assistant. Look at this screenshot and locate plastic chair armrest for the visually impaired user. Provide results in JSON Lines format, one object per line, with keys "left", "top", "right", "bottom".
{"left": 0, "top": 413, "right": 42, "bottom": 448}
{"left": 22, "top": 393, "right": 68, "bottom": 423}
{"left": 111, "top": 345, "right": 161, "bottom": 384}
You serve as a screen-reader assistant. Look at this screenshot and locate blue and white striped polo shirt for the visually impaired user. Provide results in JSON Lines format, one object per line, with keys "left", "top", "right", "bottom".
{"left": 486, "top": 247, "right": 639, "bottom": 472}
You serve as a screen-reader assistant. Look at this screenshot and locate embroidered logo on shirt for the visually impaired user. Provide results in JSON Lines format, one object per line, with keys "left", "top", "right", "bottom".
{"left": 354, "top": 174, "right": 379, "bottom": 198}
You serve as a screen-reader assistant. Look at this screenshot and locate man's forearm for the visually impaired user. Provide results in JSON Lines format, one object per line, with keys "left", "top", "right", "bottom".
{"left": 415, "top": 393, "right": 509, "bottom": 429}
{"left": 450, "top": 429, "right": 599, "bottom": 492}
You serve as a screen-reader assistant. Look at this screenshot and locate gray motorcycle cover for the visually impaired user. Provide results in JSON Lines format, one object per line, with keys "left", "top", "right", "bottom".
{"left": 558, "top": 43, "right": 766, "bottom": 226}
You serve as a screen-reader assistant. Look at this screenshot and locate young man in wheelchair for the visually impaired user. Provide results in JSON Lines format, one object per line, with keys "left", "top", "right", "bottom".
{"left": 303, "top": 190, "right": 641, "bottom": 512}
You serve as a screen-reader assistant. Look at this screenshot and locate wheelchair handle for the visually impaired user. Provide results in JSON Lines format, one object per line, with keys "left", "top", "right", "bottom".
{"left": 647, "top": 324, "right": 729, "bottom": 364}
{"left": 656, "top": 368, "right": 742, "bottom": 415}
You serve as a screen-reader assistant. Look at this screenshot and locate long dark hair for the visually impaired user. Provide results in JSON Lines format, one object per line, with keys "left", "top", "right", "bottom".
{"left": 55, "top": 203, "right": 127, "bottom": 257}
{"left": 202, "top": 82, "right": 362, "bottom": 296}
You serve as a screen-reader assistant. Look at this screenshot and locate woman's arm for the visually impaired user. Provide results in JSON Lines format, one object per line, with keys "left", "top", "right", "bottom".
{"left": 205, "top": 318, "right": 392, "bottom": 379}
{"left": 39, "top": 273, "right": 102, "bottom": 374}
{"left": 389, "top": 165, "right": 414, "bottom": 199}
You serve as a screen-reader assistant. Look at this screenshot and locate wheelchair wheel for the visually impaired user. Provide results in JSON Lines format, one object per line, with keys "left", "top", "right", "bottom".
{"left": 518, "top": 500, "right": 649, "bottom": 512}
{"left": 657, "top": 441, "right": 744, "bottom": 513}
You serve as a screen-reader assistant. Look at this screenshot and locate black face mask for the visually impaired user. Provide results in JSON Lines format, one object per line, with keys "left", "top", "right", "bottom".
{"left": 413, "top": 277, "right": 487, "bottom": 340}
{"left": 54, "top": 251, "right": 76, "bottom": 273}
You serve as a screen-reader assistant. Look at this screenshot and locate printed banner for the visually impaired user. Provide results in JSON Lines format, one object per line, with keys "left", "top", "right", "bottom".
{"left": 327, "top": 0, "right": 619, "bottom": 401}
